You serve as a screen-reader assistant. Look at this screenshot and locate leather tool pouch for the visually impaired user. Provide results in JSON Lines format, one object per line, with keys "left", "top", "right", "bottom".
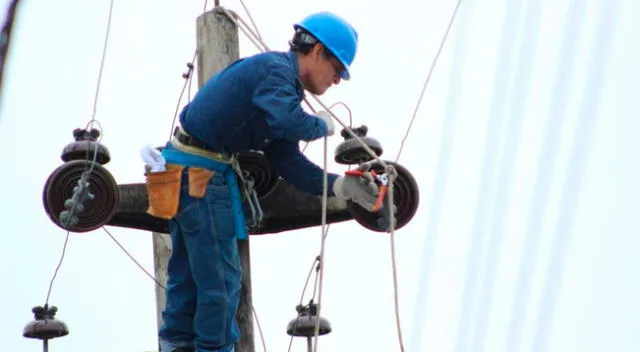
{"left": 187, "top": 167, "right": 215, "bottom": 198}
{"left": 145, "top": 163, "right": 185, "bottom": 219}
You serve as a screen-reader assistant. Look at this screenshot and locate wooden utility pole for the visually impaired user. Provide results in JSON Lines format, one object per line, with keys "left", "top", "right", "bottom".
{"left": 153, "top": 7, "right": 255, "bottom": 352}
{"left": 0, "top": 0, "right": 22, "bottom": 96}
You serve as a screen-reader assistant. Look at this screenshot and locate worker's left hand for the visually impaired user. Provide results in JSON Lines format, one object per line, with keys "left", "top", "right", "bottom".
{"left": 315, "top": 110, "right": 335, "bottom": 137}
{"left": 332, "top": 172, "right": 378, "bottom": 210}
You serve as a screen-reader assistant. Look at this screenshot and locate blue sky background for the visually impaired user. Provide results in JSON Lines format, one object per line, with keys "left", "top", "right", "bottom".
{"left": 1, "top": 0, "right": 639, "bottom": 351}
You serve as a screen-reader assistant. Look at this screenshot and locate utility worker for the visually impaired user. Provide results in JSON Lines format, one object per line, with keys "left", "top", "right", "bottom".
{"left": 147, "top": 11, "right": 382, "bottom": 352}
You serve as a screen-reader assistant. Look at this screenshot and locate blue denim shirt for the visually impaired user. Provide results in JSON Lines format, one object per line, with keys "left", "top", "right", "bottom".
{"left": 179, "top": 51, "right": 339, "bottom": 196}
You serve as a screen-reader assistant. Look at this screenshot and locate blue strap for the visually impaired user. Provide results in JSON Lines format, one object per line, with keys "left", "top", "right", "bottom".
{"left": 161, "top": 143, "right": 248, "bottom": 240}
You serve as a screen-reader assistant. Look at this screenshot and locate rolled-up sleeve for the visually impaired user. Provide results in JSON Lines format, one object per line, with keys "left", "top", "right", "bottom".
{"left": 264, "top": 139, "right": 339, "bottom": 196}
{"left": 252, "top": 63, "right": 328, "bottom": 142}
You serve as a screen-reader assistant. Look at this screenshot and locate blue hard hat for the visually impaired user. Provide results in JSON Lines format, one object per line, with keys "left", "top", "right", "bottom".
{"left": 294, "top": 12, "right": 358, "bottom": 80}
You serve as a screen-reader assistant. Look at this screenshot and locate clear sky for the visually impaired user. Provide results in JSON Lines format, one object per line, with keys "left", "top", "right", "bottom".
{"left": 1, "top": 0, "right": 639, "bottom": 351}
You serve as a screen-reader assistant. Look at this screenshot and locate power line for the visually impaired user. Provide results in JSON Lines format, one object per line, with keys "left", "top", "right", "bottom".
{"left": 452, "top": 0, "right": 528, "bottom": 350}
{"left": 0, "top": 0, "right": 22, "bottom": 101}
{"left": 529, "top": 2, "right": 619, "bottom": 351}
{"left": 251, "top": 303, "right": 268, "bottom": 352}
{"left": 395, "top": 0, "right": 464, "bottom": 164}
{"left": 408, "top": 2, "right": 471, "bottom": 350}
{"left": 44, "top": 232, "right": 71, "bottom": 306}
{"left": 505, "top": 1, "right": 587, "bottom": 350}
{"left": 168, "top": 0, "right": 210, "bottom": 140}
{"left": 103, "top": 227, "right": 165, "bottom": 288}
{"left": 169, "top": 51, "right": 197, "bottom": 140}
{"left": 466, "top": 1, "right": 542, "bottom": 350}
{"left": 104, "top": 224, "right": 275, "bottom": 351}
{"left": 87, "top": 0, "right": 116, "bottom": 126}
{"left": 43, "top": 0, "right": 116, "bottom": 307}
{"left": 313, "top": 136, "right": 330, "bottom": 352}
{"left": 238, "top": 0, "right": 262, "bottom": 40}
{"left": 287, "top": 256, "right": 321, "bottom": 352}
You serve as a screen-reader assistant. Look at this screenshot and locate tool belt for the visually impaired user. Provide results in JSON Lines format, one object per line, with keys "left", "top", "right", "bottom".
{"left": 144, "top": 128, "right": 264, "bottom": 234}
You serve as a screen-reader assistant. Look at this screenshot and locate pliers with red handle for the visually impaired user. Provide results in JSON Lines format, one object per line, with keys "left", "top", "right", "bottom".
{"left": 344, "top": 169, "right": 389, "bottom": 212}
{"left": 344, "top": 168, "right": 395, "bottom": 231}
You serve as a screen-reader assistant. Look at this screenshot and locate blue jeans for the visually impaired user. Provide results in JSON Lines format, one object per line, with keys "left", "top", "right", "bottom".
{"left": 159, "top": 169, "right": 242, "bottom": 352}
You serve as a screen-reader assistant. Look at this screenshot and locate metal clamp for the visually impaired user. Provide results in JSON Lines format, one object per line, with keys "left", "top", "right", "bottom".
{"left": 241, "top": 170, "right": 264, "bottom": 230}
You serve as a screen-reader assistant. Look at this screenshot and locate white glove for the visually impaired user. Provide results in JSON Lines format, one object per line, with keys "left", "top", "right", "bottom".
{"left": 333, "top": 171, "right": 380, "bottom": 211}
{"left": 140, "top": 144, "right": 166, "bottom": 172}
{"left": 315, "top": 110, "right": 335, "bottom": 137}
{"left": 333, "top": 162, "right": 398, "bottom": 213}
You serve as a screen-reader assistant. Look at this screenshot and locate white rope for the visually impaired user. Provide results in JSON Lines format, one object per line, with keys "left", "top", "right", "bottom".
{"left": 252, "top": 304, "right": 268, "bottom": 352}
{"left": 313, "top": 135, "right": 330, "bottom": 352}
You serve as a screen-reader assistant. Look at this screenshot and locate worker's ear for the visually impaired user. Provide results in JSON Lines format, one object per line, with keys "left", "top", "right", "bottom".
{"left": 311, "top": 43, "right": 324, "bottom": 61}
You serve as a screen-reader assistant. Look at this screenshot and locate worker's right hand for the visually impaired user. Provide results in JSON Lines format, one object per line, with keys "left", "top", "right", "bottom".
{"left": 332, "top": 169, "right": 380, "bottom": 211}
{"left": 315, "top": 110, "right": 335, "bottom": 137}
